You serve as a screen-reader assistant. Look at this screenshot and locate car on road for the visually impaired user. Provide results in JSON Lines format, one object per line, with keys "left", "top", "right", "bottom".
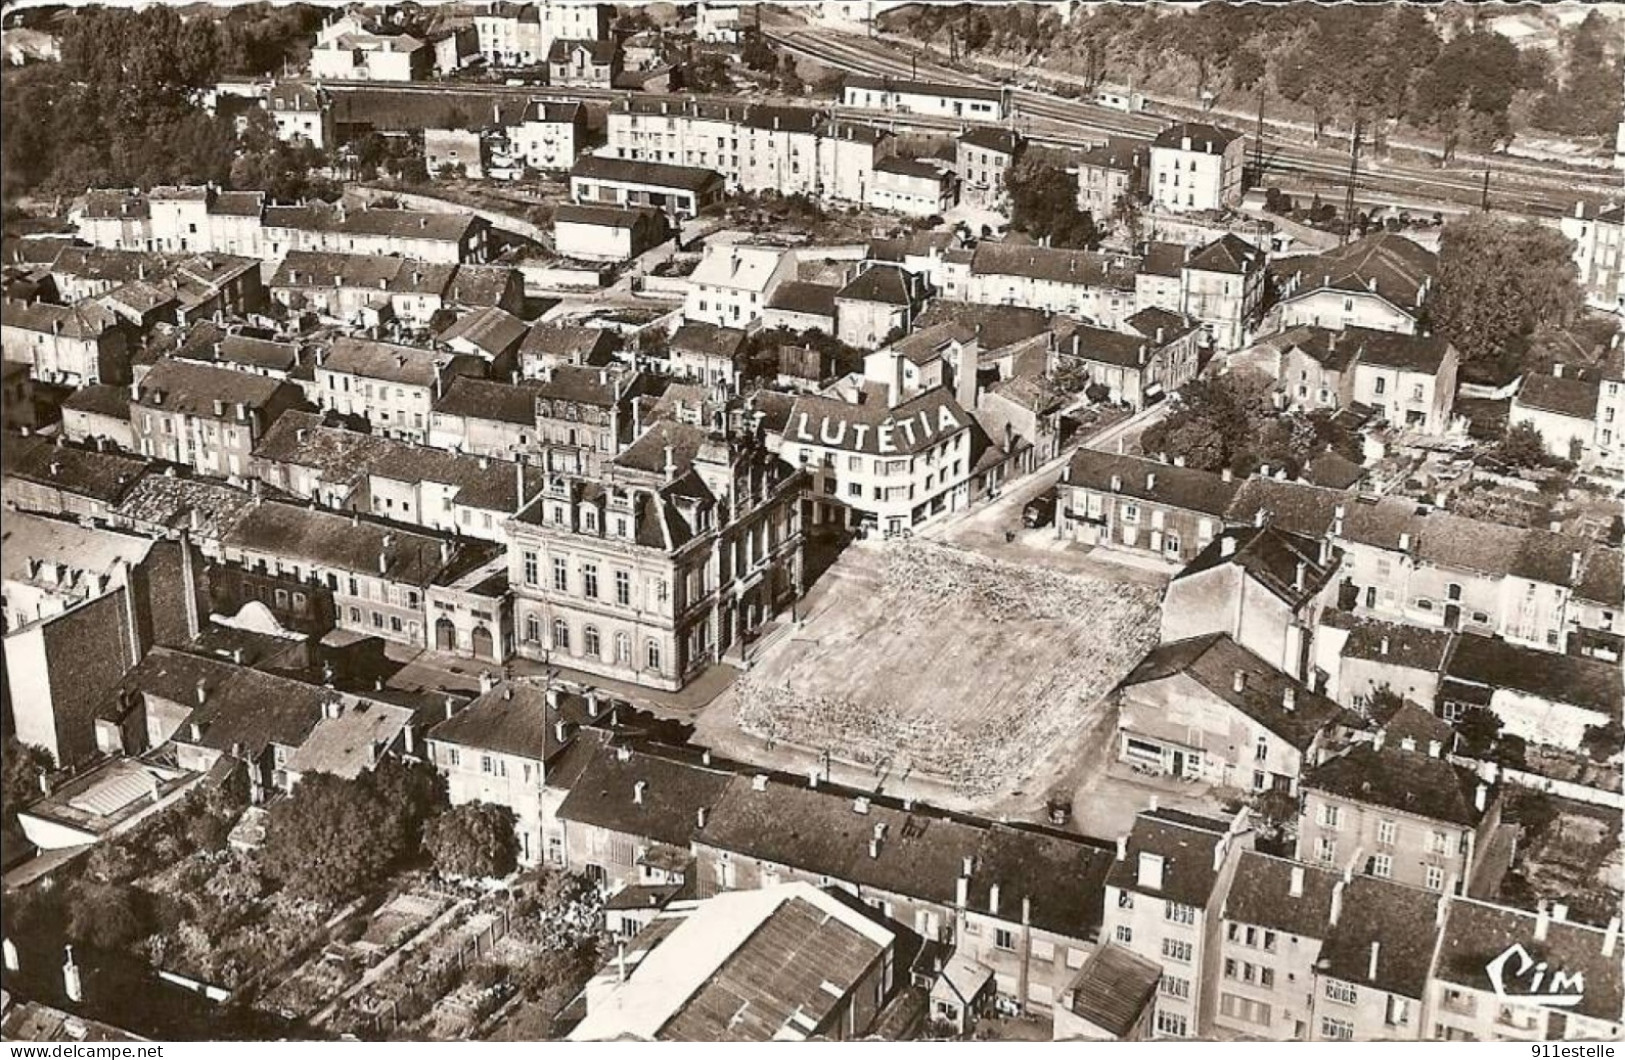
{"left": 1023, "top": 487, "right": 1057, "bottom": 528}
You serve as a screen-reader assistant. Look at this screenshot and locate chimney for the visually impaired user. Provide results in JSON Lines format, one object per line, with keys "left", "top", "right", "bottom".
{"left": 752, "top": 774, "right": 768, "bottom": 792}
{"left": 696, "top": 806, "right": 709, "bottom": 829}
{"left": 1427, "top": 739, "right": 1442, "bottom": 758}
{"left": 1398, "top": 532, "right": 1411, "bottom": 553}
{"left": 1329, "top": 878, "right": 1345, "bottom": 926}
{"left": 633, "top": 780, "right": 647, "bottom": 805}
{"left": 1221, "top": 467, "right": 1233, "bottom": 483}
{"left": 663, "top": 444, "right": 676, "bottom": 483}
{"left": 1603, "top": 917, "right": 1620, "bottom": 958}
{"left": 194, "top": 680, "right": 208, "bottom": 706}
{"left": 554, "top": 719, "right": 570, "bottom": 744}
{"left": 378, "top": 551, "right": 388, "bottom": 575}
{"left": 1570, "top": 551, "right": 1583, "bottom": 586}
{"left": 853, "top": 796, "right": 870, "bottom": 815}
{"left": 956, "top": 874, "right": 969, "bottom": 909}
{"left": 1374, "top": 728, "right": 1387, "bottom": 752}
{"left": 1232, "top": 669, "right": 1246, "bottom": 694}
{"left": 1379, "top": 636, "right": 1390, "bottom": 656}
{"left": 1115, "top": 835, "right": 1126, "bottom": 861}
{"left": 869, "top": 837, "right": 881, "bottom": 859}
{"left": 1282, "top": 686, "right": 1297, "bottom": 712}
{"left": 1109, "top": 474, "right": 1121, "bottom": 492}
{"left": 1289, "top": 865, "right": 1305, "bottom": 898}
{"left": 1475, "top": 783, "right": 1487, "bottom": 813}
{"left": 988, "top": 883, "right": 1000, "bottom": 916}
{"left": 1535, "top": 902, "right": 1552, "bottom": 942}
{"left": 479, "top": 670, "right": 497, "bottom": 695}
{"left": 1146, "top": 472, "right": 1157, "bottom": 490}
{"left": 1367, "top": 941, "right": 1380, "bottom": 982}
{"left": 808, "top": 769, "right": 819, "bottom": 789}
{"left": 1294, "top": 561, "right": 1307, "bottom": 591}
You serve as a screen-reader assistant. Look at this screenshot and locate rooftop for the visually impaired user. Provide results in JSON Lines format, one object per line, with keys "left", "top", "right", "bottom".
{"left": 1062, "top": 943, "right": 1162, "bottom": 1039}
{"left": 1106, "top": 808, "right": 1234, "bottom": 906}
{"left": 1443, "top": 633, "right": 1622, "bottom": 718}
{"left": 1302, "top": 741, "right": 1492, "bottom": 827}
{"left": 1436, "top": 898, "right": 1623, "bottom": 1025}
{"left": 572, "top": 154, "right": 723, "bottom": 193}
{"left": 1065, "top": 450, "right": 1239, "bottom": 517}
{"left": 1319, "top": 875, "right": 1444, "bottom": 1001}
{"left": 1152, "top": 121, "right": 1242, "bottom": 152}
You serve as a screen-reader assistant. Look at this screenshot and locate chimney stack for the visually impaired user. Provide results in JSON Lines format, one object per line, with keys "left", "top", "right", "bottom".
{"left": 633, "top": 780, "right": 647, "bottom": 805}
{"left": 1282, "top": 686, "right": 1297, "bottom": 712}
{"left": 1367, "top": 940, "right": 1380, "bottom": 982}
{"left": 1289, "top": 865, "right": 1304, "bottom": 898}
{"left": 1232, "top": 669, "right": 1246, "bottom": 694}
{"left": 988, "top": 883, "right": 1000, "bottom": 916}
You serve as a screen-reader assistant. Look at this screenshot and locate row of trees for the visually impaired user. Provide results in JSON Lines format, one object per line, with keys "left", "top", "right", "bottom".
{"left": 882, "top": 4, "right": 1620, "bottom": 159}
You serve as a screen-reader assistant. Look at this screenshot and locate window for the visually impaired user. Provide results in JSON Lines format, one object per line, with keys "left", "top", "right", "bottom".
{"left": 1377, "top": 819, "right": 1397, "bottom": 846}
{"left": 1320, "top": 1017, "right": 1355, "bottom": 1041}
{"left": 522, "top": 550, "right": 539, "bottom": 586}
{"left": 525, "top": 615, "right": 541, "bottom": 643}
{"left": 1315, "top": 836, "right": 1336, "bottom": 865}
{"left": 552, "top": 557, "right": 568, "bottom": 592}
{"left": 584, "top": 625, "right": 601, "bottom": 658}
{"left": 1159, "top": 975, "right": 1191, "bottom": 1000}
{"left": 1371, "top": 853, "right": 1393, "bottom": 879}
{"left": 1161, "top": 938, "right": 1193, "bottom": 963}
{"left": 553, "top": 619, "right": 570, "bottom": 651}
{"left": 1386, "top": 996, "right": 1411, "bottom": 1027}
{"left": 1431, "top": 830, "right": 1449, "bottom": 855}
{"left": 646, "top": 639, "right": 662, "bottom": 671}
{"left": 615, "top": 570, "right": 631, "bottom": 606}
{"left": 1117, "top": 892, "right": 1134, "bottom": 909}
{"left": 1317, "top": 803, "right": 1343, "bottom": 830}
{"left": 1155, "top": 1011, "right": 1188, "bottom": 1038}
{"left": 993, "top": 927, "right": 1015, "bottom": 951}
{"left": 1121, "top": 502, "right": 1140, "bottom": 523}
{"left": 1325, "top": 979, "right": 1358, "bottom": 1005}
{"left": 1254, "top": 737, "right": 1268, "bottom": 763}
{"left": 1425, "top": 864, "right": 1446, "bottom": 891}
{"left": 1114, "top": 925, "right": 1133, "bottom": 944}
{"left": 582, "top": 563, "right": 599, "bottom": 599}
{"left": 1164, "top": 901, "right": 1196, "bottom": 925}
{"left": 1374, "top": 376, "right": 1387, "bottom": 395}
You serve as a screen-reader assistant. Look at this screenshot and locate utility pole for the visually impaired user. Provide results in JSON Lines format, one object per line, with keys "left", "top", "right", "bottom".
{"left": 1480, "top": 168, "right": 1491, "bottom": 213}
{"left": 1340, "top": 118, "right": 1362, "bottom": 247}
{"left": 1252, "top": 76, "right": 1266, "bottom": 190}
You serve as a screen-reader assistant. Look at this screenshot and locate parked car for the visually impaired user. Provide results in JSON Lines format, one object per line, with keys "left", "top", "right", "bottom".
{"left": 1023, "top": 487, "right": 1057, "bottom": 528}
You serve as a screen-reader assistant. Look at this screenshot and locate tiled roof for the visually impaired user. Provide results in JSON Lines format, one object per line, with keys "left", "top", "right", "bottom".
{"left": 1274, "top": 233, "right": 1436, "bottom": 310}
{"left": 1347, "top": 327, "right": 1452, "bottom": 375}
{"left": 690, "top": 243, "right": 788, "bottom": 293}
{"left": 557, "top": 745, "right": 734, "bottom": 848}
{"left": 1123, "top": 306, "right": 1196, "bottom": 343}
{"left": 1, "top": 299, "right": 122, "bottom": 339}
{"left": 843, "top": 73, "right": 1004, "bottom": 103}
{"left": 133, "top": 358, "right": 289, "bottom": 415}
{"left": 1122, "top": 633, "right": 1355, "bottom": 751}
{"left": 1138, "top": 240, "right": 1185, "bottom": 278}
{"left": 547, "top": 37, "right": 617, "bottom": 64}
{"left": 221, "top": 500, "right": 458, "bottom": 585}
{"left": 1302, "top": 450, "right": 1365, "bottom": 490}
{"left": 1302, "top": 741, "right": 1491, "bottom": 827}
{"left": 61, "top": 383, "right": 132, "bottom": 421}
{"left": 1177, "top": 525, "right": 1340, "bottom": 609}
{"left": 1224, "top": 851, "right": 1340, "bottom": 939}
{"left": 1065, "top": 450, "right": 1239, "bottom": 516}
{"left": 572, "top": 154, "right": 722, "bottom": 192}
{"left": 531, "top": 363, "right": 626, "bottom": 409}
{"left": 970, "top": 242, "right": 1136, "bottom": 289}
{"left": 1443, "top": 633, "right": 1622, "bottom": 718}
{"left": 1185, "top": 234, "right": 1263, "bottom": 276}
{"left": 671, "top": 321, "right": 747, "bottom": 361}
{"left": 786, "top": 386, "right": 972, "bottom": 456}
{"left": 1515, "top": 373, "right": 1600, "bottom": 420}
{"left": 959, "top": 126, "right": 1024, "bottom": 155}
{"left": 122, "top": 647, "right": 329, "bottom": 759}
{"left": 217, "top": 334, "right": 302, "bottom": 373}
{"left": 914, "top": 302, "right": 1053, "bottom": 352}
{"left": 554, "top": 203, "right": 661, "bottom": 229}
{"left": 766, "top": 280, "right": 839, "bottom": 318}
{"left": 1074, "top": 136, "right": 1146, "bottom": 174}
{"left": 1062, "top": 943, "right": 1161, "bottom": 1038}
{"left": 2, "top": 436, "right": 148, "bottom": 505}
{"left": 322, "top": 337, "right": 482, "bottom": 388}
{"left": 836, "top": 263, "right": 916, "bottom": 306}
{"left": 1106, "top": 809, "right": 1232, "bottom": 906}
{"left": 1324, "top": 612, "right": 1453, "bottom": 672}
{"left": 438, "top": 305, "right": 528, "bottom": 357}
{"left": 1152, "top": 121, "right": 1242, "bottom": 151}
{"left": 520, "top": 322, "right": 615, "bottom": 363}
{"left": 1436, "top": 898, "right": 1623, "bottom": 1025}
{"left": 433, "top": 376, "right": 539, "bottom": 425}
{"left": 875, "top": 156, "right": 947, "bottom": 182}
{"left": 1063, "top": 322, "right": 1151, "bottom": 369}
{"left": 1320, "top": 876, "right": 1443, "bottom": 1001}
{"left": 426, "top": 679, "right": 593, "bottom": 761}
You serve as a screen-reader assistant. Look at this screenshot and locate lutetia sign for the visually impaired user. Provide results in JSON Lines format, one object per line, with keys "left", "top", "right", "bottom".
{"left": 788, "top": 402, "right": 965, "bottom": 456}
{"left": 1486, "top": 943, "right": 1585, "bottom": 1008}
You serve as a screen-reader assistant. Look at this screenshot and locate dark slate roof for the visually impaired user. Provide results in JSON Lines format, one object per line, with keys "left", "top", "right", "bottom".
{"left": 835, "top": 263, "right": 915, "bottom": 306}
{"left": 438, "top": 305, "right": 528, "bottom": 357}
{"left": 123, "top": 647, "right": 327, "bottom": 759}
{"left": 1302, "top": 450, "right": 1365, "bottom": 490}
{"left": 1516, "top": 373, "right": 1601, "bottom": 420}
{"left": 767, "top": 280, "right": 840, "bottom": 318}
{"left": 1347, "top": 327, "right": 1453, "bottom": 375}
{"left": 843, "top": 73, "right": 1004, "bottom": 103}
{"left": 1323, "top": 612, "right": 1453, "bottom": 672}
{"left": 959, "top": 126, "right": 1025, "bottom": 155}
{"left": 1106, "top": 809, "right": 1232, "bottom": 906}
{"left": 1442, "top": 633, "right": 1622, "bottom": 718}
{"left": 1302, "top": 742, "right": 1491, "bottom": 827}
{"left": 1138, "top": 240, "right": 1185, "bottom": 279}
{"left": 1185, "top": 234, "right": 1263, "bottom": 276}
{"left": 61, "top": 384, "right": 132, "bottom": 420}
{"left": 1225, "top": 851, "right": 1341, "bottom": 939}
{"left": 217, "top": 334, "right": 302, "bottom": 373}
{"left": 554, "top": 202, "right": 662, "bottom": 229}
{"left": 1074, "top": 136, "right": 1146, "bottom": 174}
{"left": 1152, "top": 121, "right": 1242, "bottom": 152}
{"left": 1436, "top": 898, "right": 1623, "bottom": 1025}
{"left": 572, "top": 154, "right": 722, "bottom": 192}
{"left": 433, "top": 376, "right": 541, "bottom": 425}
{"left": 133, "top": 359, "right": 290, "bottom": 416}
{"left": 427, "top": 679, "right": 594, "bottom": 762}
{"left": 1372, "top": 698, "right": 1458, "bottom": 754}
{"left": 1064, "top": 323, "right": 1151, "bottom": 369}
{"left": 521, "top": 323, "right": 615, "bottom": 363}
{"left": 875, "top": 156, "right": 947, "bottom": 182}
{"left": 1122, "top": 634, "right": 1355, "bottom": 752}
{"left": 1176, "top": 525, "right": 1340, "bottom": 609}
{"left": 1063, "top": 943, "right": 1161, "bottom": 1038}
{"left": 970, "top": 243, "right": 1136, "bottom": 289}
{"left": 1123, "top": 306, "right": 1197, "bottom": 343}
{"left": 221, "top": 500, "right": 458, "bottom": 585}
{"left": 547, "top": 37, "right": 617, "bottom": 64}
{"left": 1065, "top": 450, "right": 1239, "bottom": 516}
{"left": 559, "top": 747, "right": 735, "bottom": 849}
{"left": 322, "top": 337, "right": 483, "bottom": 388}
{"left": 1319, "top": 876, "right": 1443, "bottom": 1001}
{"left": 1, "top": 436, "right": 148, "bottom": 505}
{"left": 531, "top": 363, "right": 626, "bottom": 409}
{"left": 913, "top": 302, "right": 1053, "bottom": 352}
{"left": 1275, "top": 233, "right": 1437, "bottom": 310}
{"left": 671, "top": 321, "right": 748, "bottom": 361}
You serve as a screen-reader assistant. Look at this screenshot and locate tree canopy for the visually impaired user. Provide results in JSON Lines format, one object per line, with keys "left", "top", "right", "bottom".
{"left": 1431, "top": 216, "right": 1584, "bottom": 385}
{"left": 1139, "top": 369, "right": 1349, "bottom": 479}
{"left": 1005, "top": 151, "right": 1100, "bottom": 249}
{"left": 425, "top": 802, "right": 521, "bottom": 880}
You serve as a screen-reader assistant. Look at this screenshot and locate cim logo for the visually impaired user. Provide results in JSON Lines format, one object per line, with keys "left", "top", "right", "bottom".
{"left": 1485, "top": 943, "right": 1585, "bottom": 1007}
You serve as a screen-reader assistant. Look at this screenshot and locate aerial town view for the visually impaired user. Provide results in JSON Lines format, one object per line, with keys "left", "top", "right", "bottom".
{"left": 0, "top": 0, "right": 1620, "bottom": 1046}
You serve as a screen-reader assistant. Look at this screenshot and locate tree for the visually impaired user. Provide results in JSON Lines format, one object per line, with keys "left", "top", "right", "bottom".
{"left": 1005, "top": 151, "right": 1100, "bottom": 249}
{"left": 1581, "top": 719, "right": 1625, "bottom": 764}
{"left": 741, "top": 30, "right": 776, "bottom": 72}
{"left": 370, "top": 757, "right": 447, "bottom": 861}
{"left": 425, "top": 803, "right": 520, "bottom": 880}
{"left": 1432, "top": 216, "right": 1583, "bottom": 383}
{"left": 1497, "top": 421, "right": 1550, "bottom": 470}
{"left": 1453, "top": 705, "right": 1503, "bottom": 758}
{"left": 261, "top": 773, "right": 406, "bottom": 902}
{"left": 68, "top": 882, "right": 151, "bottom": 952}
{"left": 2, "top": 738, "right": 53, "bottom": 824}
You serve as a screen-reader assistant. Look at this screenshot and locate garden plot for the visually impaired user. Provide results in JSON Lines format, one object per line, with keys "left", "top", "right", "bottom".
{"left": 734, "top": 540, "right": 1162, "bottom": 797}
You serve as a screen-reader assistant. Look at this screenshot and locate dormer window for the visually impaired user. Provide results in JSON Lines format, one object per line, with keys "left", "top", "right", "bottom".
{"left": 582, "top": 508, "right": 599, "bottom": 533}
